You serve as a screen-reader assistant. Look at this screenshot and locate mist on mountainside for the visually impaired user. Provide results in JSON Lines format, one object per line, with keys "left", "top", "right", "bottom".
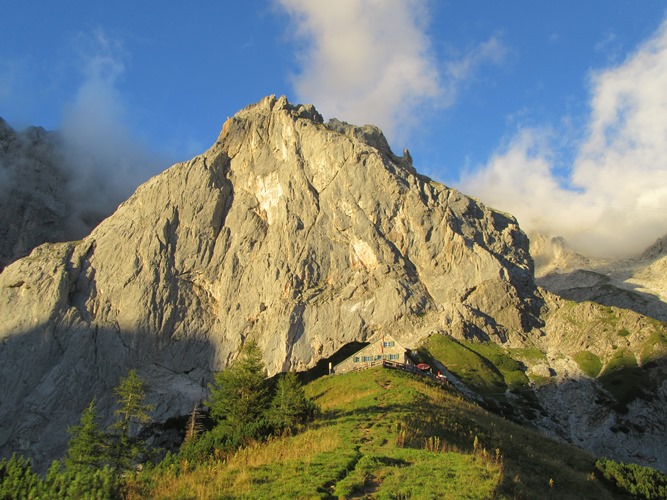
{"left": 0, "top": 114, "right": 165, "bottom": 269}
{"left": 0, "top": 33, "right": 168, "bottom": 267}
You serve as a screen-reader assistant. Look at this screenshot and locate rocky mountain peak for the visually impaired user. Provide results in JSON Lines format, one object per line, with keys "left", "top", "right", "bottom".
{"left": 641, "top": 234, "right": 667, "bottom": 261}
{"left": 0, "top": 96, "right": 544, "bottom": 468}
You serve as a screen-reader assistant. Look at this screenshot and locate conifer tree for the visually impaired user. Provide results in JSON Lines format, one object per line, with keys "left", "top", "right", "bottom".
{"left": 269, "top": 371, "right": 318, "bottom": 432}
{"left": 65, "top": 399, "right": 105, "bottom": 471}
{"left": 207, "top": 340, "right": 270, "bottom": 435}
{"left": 108, "top": 369, "right": 154, "bottom": 472}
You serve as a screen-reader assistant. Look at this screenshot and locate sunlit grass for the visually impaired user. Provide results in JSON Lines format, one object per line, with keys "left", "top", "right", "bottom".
{"left": 133, "top": 367, "right": 622, "bottom": 499}
{"left": 421, "top": 335, "right": 531, "bottom": 395}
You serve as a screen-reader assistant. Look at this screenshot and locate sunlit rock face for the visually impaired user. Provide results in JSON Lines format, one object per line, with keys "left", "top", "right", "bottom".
{"left": 0, "top": 96, "right": 543, "bottom": 468}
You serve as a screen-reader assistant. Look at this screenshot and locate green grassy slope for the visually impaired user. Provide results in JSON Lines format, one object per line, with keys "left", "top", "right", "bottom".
{"left": 135, "top": 367, "right": 622, "bottom": 499}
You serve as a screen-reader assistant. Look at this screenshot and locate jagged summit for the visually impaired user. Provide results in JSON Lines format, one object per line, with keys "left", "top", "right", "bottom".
{"left": 213, "top": 95, "right": 414, "bottom": 176}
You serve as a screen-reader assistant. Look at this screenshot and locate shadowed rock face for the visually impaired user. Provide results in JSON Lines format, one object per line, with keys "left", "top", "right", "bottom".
{"left": 0, "top": 119, "right": 69, "bottom": 271}
{"left": 0, "top": 96, "right": 544, "bottom": 467}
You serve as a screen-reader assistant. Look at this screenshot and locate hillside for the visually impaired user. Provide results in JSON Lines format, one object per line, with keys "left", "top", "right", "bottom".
{"left": 420, "top": 316, "right": 667, "bottom": 473}
{"left": 132, "top": 367, "right": 627, "bottom": 499}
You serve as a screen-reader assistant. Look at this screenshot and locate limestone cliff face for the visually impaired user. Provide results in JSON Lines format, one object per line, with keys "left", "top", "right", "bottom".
{"left": 0, "top": 96, "right": 542, "bottom": 466}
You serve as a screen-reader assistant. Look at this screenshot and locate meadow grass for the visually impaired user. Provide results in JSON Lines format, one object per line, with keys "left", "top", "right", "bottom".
{"left": 133, "top": 367, "right": 624, "bottom": 499}
{"left": 573, "top": 351, "right": 603, "bottom": 378}
{"left": 422, "top": 335, "right": 529, "bottom": 394}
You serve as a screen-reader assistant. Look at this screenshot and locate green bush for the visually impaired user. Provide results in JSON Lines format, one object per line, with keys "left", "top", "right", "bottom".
{"left": 269, "top": 371, "right": 319, "bottom": 433}
{"left": 0, "top": 454, "right": 43, "bottom": 499}
{"left": 596, "top": 458, "right": 667, "bottom": 499}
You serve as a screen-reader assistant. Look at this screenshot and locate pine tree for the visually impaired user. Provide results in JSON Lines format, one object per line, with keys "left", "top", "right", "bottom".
{"left": 108, "top": 369, "right": 154, "bottom": 472}
{"left": 269, "top": 371, "right": 318, "bottom": 432}
{"left": 207, "top": 340, "right": 270, "bottom": 436}
{"left": 65, "top": 399, "right": 106, "bottom": 471}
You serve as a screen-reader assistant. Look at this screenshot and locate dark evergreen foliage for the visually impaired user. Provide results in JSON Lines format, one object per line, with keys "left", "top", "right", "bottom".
{"left": 108, "top": 369, "right": 155, "bottom": 472}
{"left": 269, "top": 370, "right": 319, "bottom": 432}
{"left": 207, "top": 340, "right": 271, "bottom": 434}
{"left": 64, "top": 399, "right": 106, "bottom": 471}
{"left": 0, "top": 370, "right": 154, "bottom": 498}
{"left": 0, "top": 353, "right": 323, "bottom": 497}
{"left": 596, "top": 458, "right": 667, "bottom": 499}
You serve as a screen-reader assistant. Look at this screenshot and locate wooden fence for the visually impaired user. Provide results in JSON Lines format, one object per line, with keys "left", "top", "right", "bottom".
{"left": 381, "top": 360, "right": 451, "bottom": 387}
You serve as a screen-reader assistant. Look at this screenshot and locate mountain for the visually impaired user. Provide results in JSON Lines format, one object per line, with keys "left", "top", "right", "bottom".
{"left": 0, "top": 118, "right": 113, "bottom": 273}
{"left": 1, "top": 96, "right": 665, "bottom": 476}
{"left": 531, "top": 232, "right": 667, "bottom": 322}
{"left": 0, "top": 119, "right": 70, "bottom": 271}
{"left": 0, "top": 96, "right": 545, "bottom": 469}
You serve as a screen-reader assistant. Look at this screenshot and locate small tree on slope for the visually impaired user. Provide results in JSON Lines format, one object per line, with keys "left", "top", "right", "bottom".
{"left": 65, "top": 399, "right": 106, "bottom": 471}
{"left": 269, "top": 371, "right": 318, "bottom": 433}
{"left": 108, "top": 369, "right": 154, "bottom": 472}
{"left": 207, "top": 340, "right": 271, "bottom": 440}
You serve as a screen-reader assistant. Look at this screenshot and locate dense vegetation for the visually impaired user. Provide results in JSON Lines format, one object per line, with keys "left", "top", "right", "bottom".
{"left": 596, "top": 458, "right": 667, "bottom": 499}
{"left": 0, "top": 342, "right": 318, "bottom": 499}
{"left": 0, "top": 370, "right": 151, "bottom": 499}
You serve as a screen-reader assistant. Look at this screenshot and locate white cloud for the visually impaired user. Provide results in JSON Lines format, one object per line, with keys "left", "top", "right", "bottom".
{"left": 276, "top": 0, "right": 505, "bottom": 143}
{"left": 59, "top": 30, "right": 166, "bottom": 234}
{"left": 460, "top": 18, "right": 667, "bottom": 257}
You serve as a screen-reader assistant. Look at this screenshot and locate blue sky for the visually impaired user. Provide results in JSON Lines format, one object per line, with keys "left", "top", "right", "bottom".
{"left": 2, "top": 1, "right": 667, "bottom": 256}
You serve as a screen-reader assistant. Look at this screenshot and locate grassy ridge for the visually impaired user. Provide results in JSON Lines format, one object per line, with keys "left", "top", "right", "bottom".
{"left": 133, "top": 367, "right": 620, "bottom": 499}
{"left": 420, "top": 336, "right": 531, "bottom": 396}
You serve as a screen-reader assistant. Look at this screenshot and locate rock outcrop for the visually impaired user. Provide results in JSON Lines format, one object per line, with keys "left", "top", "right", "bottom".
{"left": 534, "top": 292, "right": 667, "bottom": 471}
{"left": 0, "top": 96, "right": 543, "bottom": 468}
{"left": 0, "top": 119, "right": 70, "bottom": 271}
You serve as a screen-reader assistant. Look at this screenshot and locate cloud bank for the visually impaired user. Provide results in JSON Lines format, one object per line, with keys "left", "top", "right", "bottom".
{"left": 460, "top": 19, "right": 667, "bottom": 257}
{"left": 276, "top": 0, "right": 504, "bottom": 143}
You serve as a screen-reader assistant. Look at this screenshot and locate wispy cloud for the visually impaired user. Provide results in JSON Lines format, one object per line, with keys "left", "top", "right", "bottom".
{"left": 443, "top": 35, "right": 507, "bottom": 100}
{"left": 60, "top": 30, "right": 166, "bottom": 234}
{"left": 0, "top": 58, "right": 31, "bottom": 123}
{"left": 276, "top": 0, "right": 505, "bottom": 144}
{"left": 460, "top": 18, "right": 667, "bottom": 257}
